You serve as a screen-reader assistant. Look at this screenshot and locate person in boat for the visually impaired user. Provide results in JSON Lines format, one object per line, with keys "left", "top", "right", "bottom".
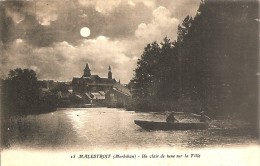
{"left": 192, "top": 111, "right": 211, "bottom": 123}
{"left": 166, "top": 111, "right": 179, "bottom": 123}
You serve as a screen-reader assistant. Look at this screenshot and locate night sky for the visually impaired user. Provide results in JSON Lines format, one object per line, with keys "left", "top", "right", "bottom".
{"left": 0, "top": 0, "right": 200, "bottom": 83}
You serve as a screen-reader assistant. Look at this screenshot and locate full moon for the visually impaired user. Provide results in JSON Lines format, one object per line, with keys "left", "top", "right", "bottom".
{"left": 80, "top": 27, "right": 91, "bottom": 37}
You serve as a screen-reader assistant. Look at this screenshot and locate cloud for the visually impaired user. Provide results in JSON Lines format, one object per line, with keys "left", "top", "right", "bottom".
{"left": 5, "top": 8, "right": 25, "bottom": 24}
{"left": 78, "top": 0, "right": 121, "bottom": 14}
{"left": 0, "top": 37, "right": 134, "bottom": 83}
{"left": 0, "top": 0, "right": 154, "bottom": 47}
{"left": 1, "top": 0, "right": 199, "bottom": 46}
{"left": 131, "top": 0, "right": 156, "bottom": 8}
{"left": 155, "top": 0, "right": 201, "bottom": 19}
{"left": 78, "top": 0, "right": 156, "bottom": 14}
{"left": 135, "top": 6, "right": 179, "bottom": 43}
{"left": 0, "top": 0, "right": 201, "bottom": 83}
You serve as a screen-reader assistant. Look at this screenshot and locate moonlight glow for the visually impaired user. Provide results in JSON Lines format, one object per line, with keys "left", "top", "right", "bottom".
{"left": 80, "top": 27, "right": 91, "bottom": 37}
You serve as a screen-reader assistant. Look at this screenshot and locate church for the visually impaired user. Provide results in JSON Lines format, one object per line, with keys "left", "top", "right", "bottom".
{"left": 71, "top": 63, "right": 131, "bottom": 107}
{"left": 72, "top": 63, "right": 117, "bottom": 93}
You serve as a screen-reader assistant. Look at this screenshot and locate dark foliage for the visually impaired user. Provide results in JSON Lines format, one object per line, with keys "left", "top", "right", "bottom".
{"left": 1, "top": 68, "right": 57, "bottom": 116}
{"left": 131, "top": 0, "right": 258, "bottom": 123}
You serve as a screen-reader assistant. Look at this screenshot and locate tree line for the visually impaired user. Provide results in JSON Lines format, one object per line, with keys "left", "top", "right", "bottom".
{"left": 130, "top": 0, "right": 258, "bottom": 122}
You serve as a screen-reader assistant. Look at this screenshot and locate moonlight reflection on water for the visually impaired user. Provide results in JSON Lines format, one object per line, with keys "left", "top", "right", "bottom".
{"left": 2, "top": 108, "right": 258, "bottom": 150}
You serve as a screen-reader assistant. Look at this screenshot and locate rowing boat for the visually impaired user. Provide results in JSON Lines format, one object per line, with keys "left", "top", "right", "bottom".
{"left": 134, "top": 120, "right": 209, "bottom": 130}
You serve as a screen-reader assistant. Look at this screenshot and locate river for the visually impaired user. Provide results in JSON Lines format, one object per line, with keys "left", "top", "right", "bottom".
{"left": 2, "top": 107, "right": 258, "bottom": 150}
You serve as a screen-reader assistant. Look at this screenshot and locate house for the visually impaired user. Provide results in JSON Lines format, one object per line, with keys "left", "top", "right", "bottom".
{"left": 105, "top": 82, "right": 132, "bottom": 108}
{"left": 91, "top": 91, "right": 106, "bottom": 106}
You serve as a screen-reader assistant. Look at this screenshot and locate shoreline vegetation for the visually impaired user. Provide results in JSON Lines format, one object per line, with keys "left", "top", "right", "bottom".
{"left": 1, "top": 68, "right": 57, "bottom": 117}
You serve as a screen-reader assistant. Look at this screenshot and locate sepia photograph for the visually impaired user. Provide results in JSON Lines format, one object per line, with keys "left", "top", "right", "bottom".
{"left": 0, "top": 0, "right": 259, "bottom": 165}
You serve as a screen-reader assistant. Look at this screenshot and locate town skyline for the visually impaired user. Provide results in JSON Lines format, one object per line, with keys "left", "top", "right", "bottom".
{"left": 37, "top": 63, "right": 121, "bottom": 83}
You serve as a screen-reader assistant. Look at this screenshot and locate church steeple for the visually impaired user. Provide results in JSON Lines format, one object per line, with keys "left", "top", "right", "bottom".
{"left": 108, "top": 65, "right": 112, "bottom": 79}
{"left": 83, "top": 63, "right": 91, "bottom": 77}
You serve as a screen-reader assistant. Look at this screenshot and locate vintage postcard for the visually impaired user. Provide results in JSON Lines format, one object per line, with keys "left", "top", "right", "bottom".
{"left": 1, "top": 0, "right": 259, "bottom": 165}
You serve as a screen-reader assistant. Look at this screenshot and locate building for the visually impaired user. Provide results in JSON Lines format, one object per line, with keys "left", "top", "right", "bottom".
{"left": 105, "top": 82, "right": 132, "bottom": 107}
{"left": 71, "top": 63, "right": 131, "bottom": 107}
{"left": 72, "top": 64, "right": 116, "bottom": 93}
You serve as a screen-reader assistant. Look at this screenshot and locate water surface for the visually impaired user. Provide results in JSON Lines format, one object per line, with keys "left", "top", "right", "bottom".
{"left": 2, "top": 108, "right": 258, "bottom": 150}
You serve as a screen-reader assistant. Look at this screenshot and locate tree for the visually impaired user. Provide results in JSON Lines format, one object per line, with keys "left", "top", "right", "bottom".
{"left": 130, "top": 42, "right": 162, "bottom": 110}
{"left": 2, "top": 68, "right": 57, "bottom": 116}
{"left": 157, "top": 37, "right": 178, "bottom": 100}
{"left": 183, "top": 0, "right": 258, "bottom": 116}
{"left": 3, "top": 68, "right": 40, "bottom": 109}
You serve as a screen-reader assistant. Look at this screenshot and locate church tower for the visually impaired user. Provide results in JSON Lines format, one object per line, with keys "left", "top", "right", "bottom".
{"left": 83, "top": 63, "right": 91, "bottom": 77}
{"left": 108, "top": 65, "right": 112, "bottom": 79}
